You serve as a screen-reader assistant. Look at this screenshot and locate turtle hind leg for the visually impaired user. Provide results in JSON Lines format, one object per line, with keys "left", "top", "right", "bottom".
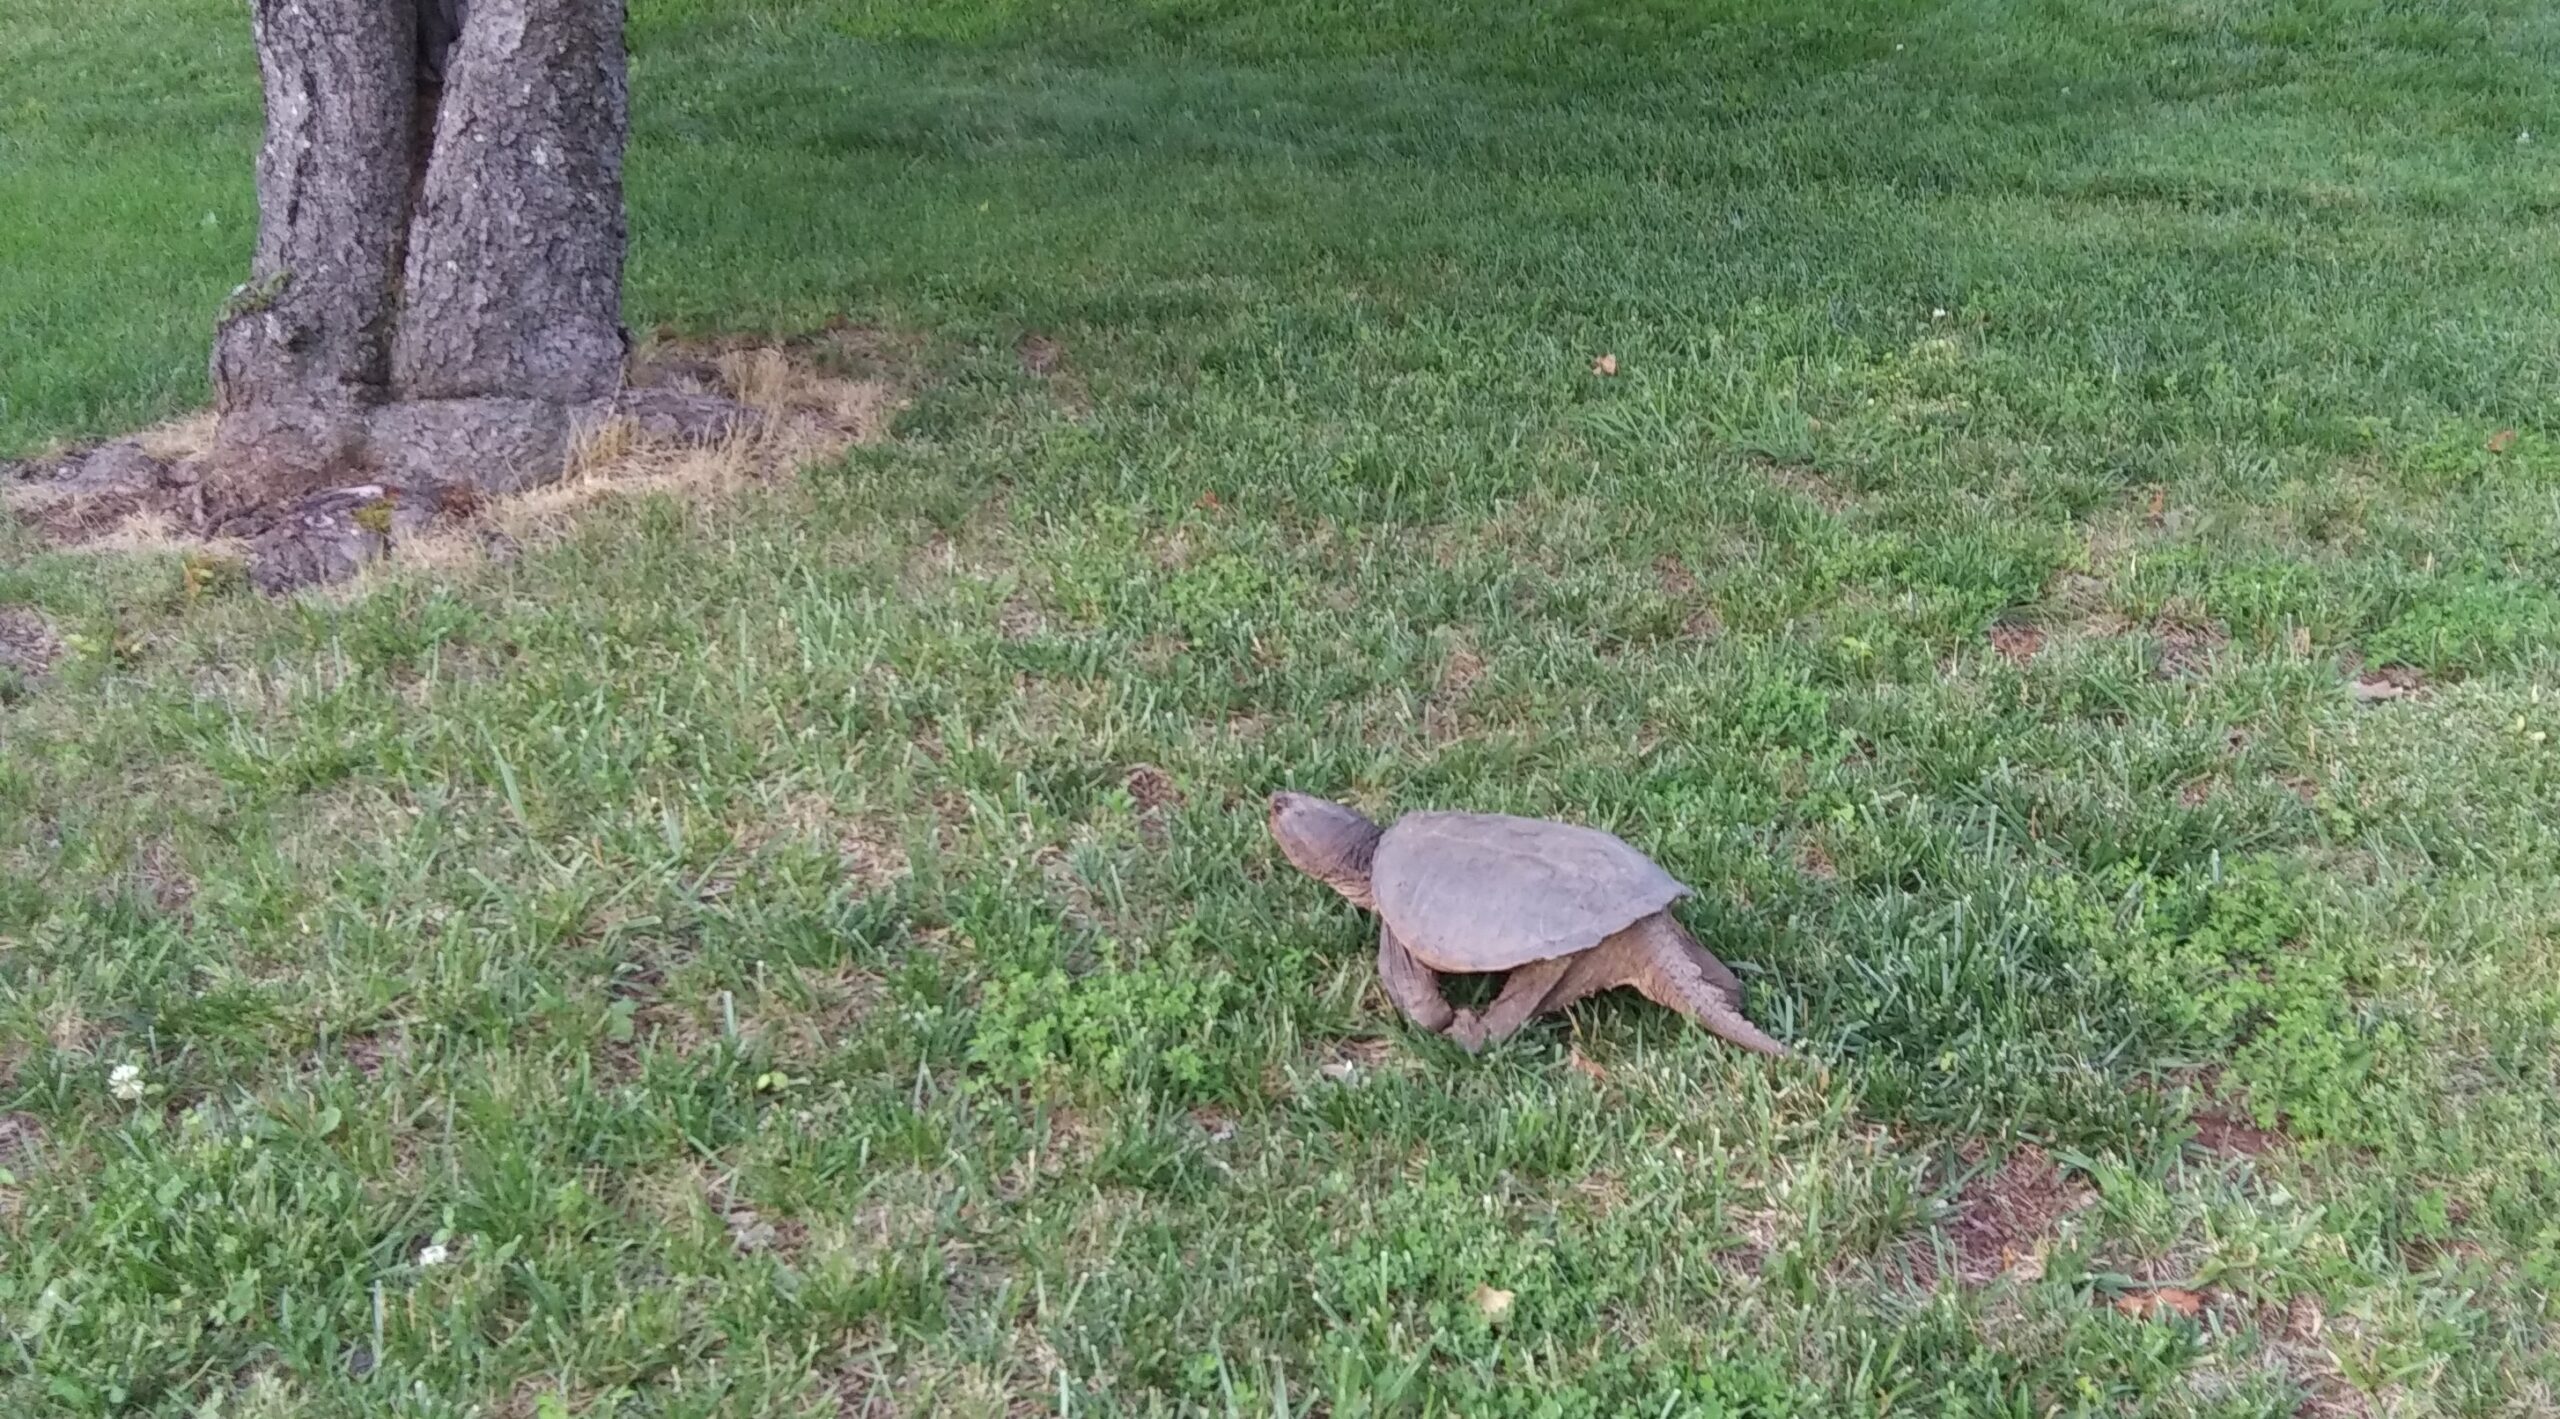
{"left": 1378, "top": 924, "right": 1455, "bottom": 1034}
{"left": 1611, "top": 915, "right": 1791, "bottom": 1057}
{"left": 1653, "top": 916, "right": 1744, "bottom": 1006}
{"left": 1447, "top": 955, "right": 1574, "bottom": 1053}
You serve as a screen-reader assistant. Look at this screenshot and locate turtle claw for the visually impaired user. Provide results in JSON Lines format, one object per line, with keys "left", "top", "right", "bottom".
{"left": 1446, "top": 1011, "right": 1490, "bottom": 1054}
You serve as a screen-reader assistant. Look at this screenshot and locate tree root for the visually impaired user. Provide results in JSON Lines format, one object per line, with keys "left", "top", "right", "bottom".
{"left": 16, "top": 387, "right": 763, "bottom": 593}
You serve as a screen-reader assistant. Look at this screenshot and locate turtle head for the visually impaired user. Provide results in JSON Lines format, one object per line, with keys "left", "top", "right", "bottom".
{"left": 1267, "top": 792, "right": 1383, "bottom": 910}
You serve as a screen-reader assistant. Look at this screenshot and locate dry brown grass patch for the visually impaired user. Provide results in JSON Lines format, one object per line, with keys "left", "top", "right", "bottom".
{"left": 1421, "top": 636, "right": 1489, "bottom": 743}
{"left": 7, "top": 342, "right": 904, "bottom": 572}
{"left": 40, "top": 1000, "right": 98, "bottom": 1057}
{"left": 472, "top": 342, "right": 900, "bottom": 552}
{"left": 746, "top": 789, "right": 914, "bottom": 891}
{"left": 1750, "top": 454, "right": 1851, "bottom": 512}
{"left": 132, "top": 836, "right": 197, "bottom": 917}
{"left": 748, "top": 962, "right": 886, "bottom": 1069}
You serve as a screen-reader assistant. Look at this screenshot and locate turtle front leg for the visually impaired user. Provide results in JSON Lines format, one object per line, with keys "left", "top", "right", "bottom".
{"left": 1377, "top": 923, "right": 1455, "bottom": 1035}
{"left": 1447, "top": 955, "right": 1575, "bottom": 1054}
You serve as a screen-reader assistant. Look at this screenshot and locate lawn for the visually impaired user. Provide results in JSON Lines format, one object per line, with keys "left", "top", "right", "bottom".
{"left": 6, "top": 0, "right": 2560, "bottom": 1412}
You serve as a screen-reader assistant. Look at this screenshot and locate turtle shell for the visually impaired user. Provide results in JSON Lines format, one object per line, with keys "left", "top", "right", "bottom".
{"left": 1371, "top": 811, "right": 1690, "bottom": 973}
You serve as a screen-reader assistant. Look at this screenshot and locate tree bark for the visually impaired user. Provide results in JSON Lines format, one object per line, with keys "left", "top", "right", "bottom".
{"left": 394, "top": 0, "right": 628, "bottom": 405}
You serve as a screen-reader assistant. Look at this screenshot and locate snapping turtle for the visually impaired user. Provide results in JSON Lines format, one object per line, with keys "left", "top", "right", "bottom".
{"left": 1269, "top": 793, "right": 1789, "bottom": 1055}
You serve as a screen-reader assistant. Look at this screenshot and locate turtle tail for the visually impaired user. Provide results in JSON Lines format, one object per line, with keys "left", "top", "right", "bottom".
{"left": 1694, "top": 996, "right": 1793, "bottom": 1058}
{"left": 1636, "top": 939, "right": 1793, "bottom": 1058}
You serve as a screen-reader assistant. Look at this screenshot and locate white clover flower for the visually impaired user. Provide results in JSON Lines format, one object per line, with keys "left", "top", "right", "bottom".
{"left": 418, "top": 1242, "right": 451, "bottom": 1268}
{"left": 109, "top": 1064, "right": 146, "bottom": 1102}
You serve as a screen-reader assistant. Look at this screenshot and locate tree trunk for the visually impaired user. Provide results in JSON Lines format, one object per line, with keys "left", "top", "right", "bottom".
{"left": 206, "top": 0, "right": 698, "bottom": 584}
{"left": 209, "top": 0, "right": 419, "bottom": 491}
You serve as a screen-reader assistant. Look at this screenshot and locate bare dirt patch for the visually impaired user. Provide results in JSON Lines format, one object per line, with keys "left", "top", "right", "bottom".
{"left": 1439, "top": 641, "right": 1487, "bottom": 698}
{"left": 2153, "top": 613, "right": 2229, "bottom": 680}
{"left": 1651, "top": 555, "right": 1723, "bottom": 638}
{"left": 825, "top": 1363, "right": 903, "bottom": 1419}
{"left": 1015, "top": 332, "right": 1066, "bottom": 377}
{"left": 2161, "top": 1067, "right": 2290, "bottom": 1159}
{"left": 1989, "top": 622, "right": 2045, "bottom": 666}
{"left": 2270, "top": 1293, "right": 2380, "bottom": 1417}
{"left": 2193, "top": 1108, "right": 2283, "bottom": 1158}
{"left": 1015, "top": 330, "right": 1091, "bottom": 413}
{"left": 339, "top": 1029, "right": 403, "bottom": 1081}
{"left": 0, "top": 606, "right": 63, "bottom": 679}
{"left": 0, "top": 1112, "right": 42, "bottom": 1168}
{"left": 1124, "top": 763, "right": 1182, "bottom": 816}
{"left": 1922, "top": 1145, "right": 2094, "bottom": 1288}
{"left": 2348, "top": 663, "right": 2428, "bottom": 704}
{"left": 996, "top": 593, "right": 1048, "bottom": 642}
{"left": 5, "top": 336, "right": 908, "bottom": 583}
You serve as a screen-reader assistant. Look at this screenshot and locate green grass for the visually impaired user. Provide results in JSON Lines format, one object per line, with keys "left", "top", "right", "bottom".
{"left": 7, "top": 0, "right": 2560, "bottom": 1412}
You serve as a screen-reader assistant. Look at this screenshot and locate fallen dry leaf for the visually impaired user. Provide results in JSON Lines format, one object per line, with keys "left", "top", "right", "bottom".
{"left": 1471, "top": 1285, "right": 1515, "bottom": 1324}
{"left": 1591, "top": 353, "right": 1619, "bottom": 377}
{"left": 2114, "top": 1287, "right": 2203, "bottom": 1320}
{"left": 1195, "top": 490, "right": 1223, "bottom": 511}
{"left": 2488, "top": 428, "right": 2518, "bottom": 454}
{"left": 1566, "top": 1046, "right": 1610, "bottom": 1085}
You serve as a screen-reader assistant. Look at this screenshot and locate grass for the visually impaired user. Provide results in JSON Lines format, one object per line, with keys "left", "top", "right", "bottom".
{"left": 6, "top": 0, "right": 2560, "bottom": 1412}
